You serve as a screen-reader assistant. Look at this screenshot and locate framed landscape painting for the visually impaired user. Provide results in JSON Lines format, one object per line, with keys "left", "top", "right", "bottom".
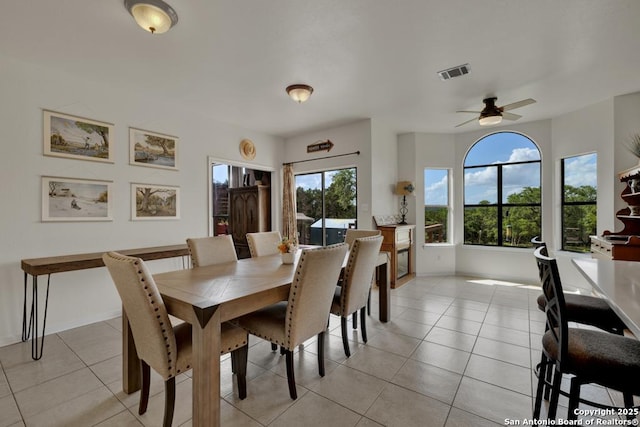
{"left": 43, "top": 110, "right": 114, "bottom": 163}
{"left": 129, "top": 128, "right": 179, "bottom": 170}
{"left": 131, "top": 183, "right": 180, "bottom": 220}
{"left": 42, "top": 176, "right": 113, "bottom": 221}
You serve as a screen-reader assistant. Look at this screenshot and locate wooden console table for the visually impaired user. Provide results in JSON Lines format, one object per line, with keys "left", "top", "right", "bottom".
{"left": 376, "top": 224, "right": 415, "bottom": 288}
{"left": 20, "top": 244, "right": 190, "bottom": 360}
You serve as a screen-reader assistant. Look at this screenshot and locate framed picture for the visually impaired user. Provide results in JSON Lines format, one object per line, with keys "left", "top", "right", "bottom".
{"left": 43, "top": 110, "right": 114, "bottom": 163}
{"left": 129, "top": 128, "right": 179, "bottom": 170}
{"left": 42, "top": 176, "right": 113, "bottom": 222}
{"left": 131, "top": 183, "right": 180, "bottom": 220}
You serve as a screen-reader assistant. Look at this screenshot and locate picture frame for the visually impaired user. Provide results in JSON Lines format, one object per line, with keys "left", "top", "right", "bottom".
{"left": 42, "top": 176, "right": 113, "bottom": 222}
{"left": 43, "top": 110, "right": 114, "bottom": 163}
{"left": 131, "top": 183, "right": 180, "bottom": 220}
{"left": 129, "top": 127, "right": 179, "bottom": 170}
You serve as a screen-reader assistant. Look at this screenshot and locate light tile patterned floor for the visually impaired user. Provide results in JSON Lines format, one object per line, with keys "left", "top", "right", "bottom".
{"left": 0, "top": 275, "right": 633, "bottom": 426}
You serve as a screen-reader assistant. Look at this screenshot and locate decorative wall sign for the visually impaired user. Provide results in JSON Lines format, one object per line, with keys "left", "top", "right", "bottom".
{"left": 43, "top": 110, "right": 114, "bottom": 163}
{"left": 131, "top": 183, "right": 180, "bottom": 220}
{"left": 129, "top": 128, "right": 179, "bottom": 170}
{"left": 42, "top": 176, "right": 113, "bottom": 221}
{"left": 240, "top": 139, "right": 256, "bottom": 160}
{"left": 307, "top": 139, "right": 334, "bottom": 153}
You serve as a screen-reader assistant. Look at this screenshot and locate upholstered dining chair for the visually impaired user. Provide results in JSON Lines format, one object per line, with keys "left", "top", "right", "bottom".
{"left": 102, "top": 252, "right": 248, "bottom": 427}
{"left": 344, "top": 229, "right": 381, "bottom": 248}
{"left": 236, "top": 243, "right": 348, "bottom": 399}
{"left": 531, "top": 237, "right": 625, "bottom": 335}
{"left": 186, "top": 235, "right": 237, "bottom": 267}
{"left": 246, "top": 231, "right": 282, "bottom": 257}
{"left": 331, "top": 235, "right": 383, "bottom": 357}
{"left": 532, "top": 247, "right": 640, "bottom": 421}
{"left": 344, "top": 229, "right": 382, "bottom": 319}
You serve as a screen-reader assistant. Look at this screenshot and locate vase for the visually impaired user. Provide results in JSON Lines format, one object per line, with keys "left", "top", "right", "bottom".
{"left": 281, "top": 252, "right": 295, "bottom": 264}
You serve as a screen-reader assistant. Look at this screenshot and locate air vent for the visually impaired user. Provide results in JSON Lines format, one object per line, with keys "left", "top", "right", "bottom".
{"left": 437, "top": 63, "right": 470, "bottom": 81}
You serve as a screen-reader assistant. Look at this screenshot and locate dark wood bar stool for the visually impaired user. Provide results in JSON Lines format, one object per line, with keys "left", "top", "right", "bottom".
{"left": 532, "top": 237, "right": 625, "bottom": 335}
{"left": 533, "top": 247, "right": 640, "bottom": 421}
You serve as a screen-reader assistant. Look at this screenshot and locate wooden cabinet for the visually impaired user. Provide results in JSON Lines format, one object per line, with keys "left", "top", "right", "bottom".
{"left": 377, "top": 224, "right": 415, "bottom": 288}
{"left": 591, "top": 165, "right": 640, "bottom": 261}
{"left": 228, "top": 185, "right": 271, "bottom": 258}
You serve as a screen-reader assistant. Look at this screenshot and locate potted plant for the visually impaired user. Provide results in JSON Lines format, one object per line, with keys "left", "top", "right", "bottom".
{"left": 277, "top": 237, "right": 297, "bottom": 264}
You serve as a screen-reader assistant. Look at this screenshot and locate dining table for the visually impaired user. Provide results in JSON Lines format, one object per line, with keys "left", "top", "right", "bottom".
{"left": 572, "top": 257, "right": 640, "bottom": 337}
{"left": 121, "top": 249, "right": 390, "bottom": 427}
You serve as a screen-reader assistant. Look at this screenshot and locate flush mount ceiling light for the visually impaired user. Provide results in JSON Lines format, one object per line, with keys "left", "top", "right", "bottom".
{"left": 286, "top": 84, "right": 314, "bottom": 103}
{"left": 124, "top": 0, "right": 178, "bottom": 34}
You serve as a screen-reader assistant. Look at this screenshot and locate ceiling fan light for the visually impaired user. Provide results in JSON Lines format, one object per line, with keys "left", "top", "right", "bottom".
{"left": 125, "top": 0, "right": 178, "bottom": 34}
{"left": 286, "top": 84, "right": 314, "bottom": 103}
{"left": 479, "top": 115, "right": 503, "bottom": 126}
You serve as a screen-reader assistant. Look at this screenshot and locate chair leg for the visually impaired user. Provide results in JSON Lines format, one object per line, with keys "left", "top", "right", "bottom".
{"left": 533, "top": 355, "right": 547, "bottom": 419}
{"left": 163, "top": 377, "right": 176, "bottom": 427}
{"left": 139, "top": 360, "right": 151, "bottom": 415}
{"left": 360, "top": 307, "right": 367, "bottom": 343}
{"left": 623, "top": 392, "right": 636, "bottom": 421}
{"left": 367, "top": 287, "right": 371, "bottom": 316}
{"left": 232, "top": 345, "right": 248, "bottom": 400}
{"left": 352, "top": 312, "right": 358, "bottom": 329}
{"left": 543, "top": 362, "right": 553, "bottom": 400}
{"left": 547, "top": 367, "right": 562, "bottom": 421}
{"left": 285, "top": 350, "right": 297, "bottom": 399}
{"left": 271, "top": 343, "right": 277, "bottom": 351}
{"left": 340, "top": 317, "right": 351, "bottom": 357}
{"left": 567, "top": 377, "right": 581, "bottom": 421}
{"left": 317, "top": 331, "right": 325, "bottom": 377}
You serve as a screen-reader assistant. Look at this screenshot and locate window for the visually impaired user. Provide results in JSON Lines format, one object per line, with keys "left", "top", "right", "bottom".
{"left": 424, "top": 168, "right": 450, "bottom": 243}
{"left": 295, "top": 168, "right": 357, "bottom": 246}
{"left": 463, "top": 132, "right": 541, "bottom": 247}
{"left": 561, "top": 153, "right": 597, "bottom": 252}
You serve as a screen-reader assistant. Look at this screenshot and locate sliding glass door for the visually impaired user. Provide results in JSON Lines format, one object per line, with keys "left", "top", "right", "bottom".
{"left": 295, "top": 168, "right": 357, "bottom": 246}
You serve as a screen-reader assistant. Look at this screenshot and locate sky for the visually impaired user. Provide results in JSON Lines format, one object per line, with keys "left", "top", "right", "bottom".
{"left": 425, "top": 132, "right": 597, "bottom": 206}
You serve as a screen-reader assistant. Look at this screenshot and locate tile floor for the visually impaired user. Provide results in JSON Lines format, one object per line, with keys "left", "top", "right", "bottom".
{"left": 0, "top": 275, "right": 634, "bottom": 426}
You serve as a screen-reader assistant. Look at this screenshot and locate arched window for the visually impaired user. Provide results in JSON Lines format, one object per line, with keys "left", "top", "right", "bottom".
{"left": 463, "top": 132, "right": 541, "bottom": 247}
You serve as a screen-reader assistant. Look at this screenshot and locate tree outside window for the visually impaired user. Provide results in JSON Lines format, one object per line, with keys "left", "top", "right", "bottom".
{"left": 561, "top": 153, "right": 597, "bottom": 252}
{"left": 424, "top": 168, "right": 450, "bottom": 243}
{"left": 464, "top": 132, "right": 541, "bottom": 247}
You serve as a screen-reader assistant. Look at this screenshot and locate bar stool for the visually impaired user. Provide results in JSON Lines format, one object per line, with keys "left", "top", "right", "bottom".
{"left": 533, "top": 247, "right": 640, "bottom": 421}
{"left": 532, "top": 237, "right": 625, "bottom": 335}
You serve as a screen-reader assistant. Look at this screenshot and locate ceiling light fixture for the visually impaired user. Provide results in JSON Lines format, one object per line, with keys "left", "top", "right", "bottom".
{"left": 478, "top": 97, "right": 503, "bottom": 126}
{"left": 478, "top": 115, "right": 503, "bottom": 126}
{"left": 286, "top": 84, "right": 314, "bottom": 103}
{"left": 124, "top": 0, "right": 178, "bottom": 34}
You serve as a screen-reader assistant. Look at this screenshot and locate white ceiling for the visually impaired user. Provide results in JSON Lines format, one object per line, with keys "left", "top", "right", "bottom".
{"left": 2, "top": 0, "right": 640, "bottom": 138}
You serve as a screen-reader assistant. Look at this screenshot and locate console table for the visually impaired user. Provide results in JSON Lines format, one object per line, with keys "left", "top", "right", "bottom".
{"left": 376, "top": 224, "right": 415, "bottom": 288}
{"left": 20, "top": 244, "right": 190, "bottom": 360}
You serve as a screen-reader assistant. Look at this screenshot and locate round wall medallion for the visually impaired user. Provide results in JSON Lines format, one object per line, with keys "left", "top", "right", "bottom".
{"left": 240, "top": 139, "right": 256, "bottom": 160}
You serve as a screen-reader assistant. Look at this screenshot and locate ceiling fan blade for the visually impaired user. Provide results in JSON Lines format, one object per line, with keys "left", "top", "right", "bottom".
{"left": 503, "top": 112, "right": 522, "bottom": 121}
{"left": 501, "top": 98, "right": 536, "bottom": 111}
{"left": 456, "top": 110, "right": 481, "bottom": 114}
{"left": 455, "top": 117, "right": 478, "bottom": 128}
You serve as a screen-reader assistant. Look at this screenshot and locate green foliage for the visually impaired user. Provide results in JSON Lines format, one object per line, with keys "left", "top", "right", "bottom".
{"left": 296, "top": 169, "right": 356, "bottom": 221}
{"left": 425, "top": 207, "right": 448, "bottom": 242}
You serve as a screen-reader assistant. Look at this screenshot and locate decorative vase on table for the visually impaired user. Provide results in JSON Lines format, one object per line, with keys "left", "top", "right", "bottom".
{"left": 281, "top": 252, "right": 295, "bottom": 264}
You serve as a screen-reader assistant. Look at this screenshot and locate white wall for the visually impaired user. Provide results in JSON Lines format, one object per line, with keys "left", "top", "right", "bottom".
{"left": 283, "top": 120, "right": 375, "bottom": 229}
{"left": 0, "top": 54, "right": 283, "bottom": 346}
{"left": 370, "top": 119, "right": 398, "bottom": 228}
{"left": 401, "top": 132, "right": 457, "bottom": 276}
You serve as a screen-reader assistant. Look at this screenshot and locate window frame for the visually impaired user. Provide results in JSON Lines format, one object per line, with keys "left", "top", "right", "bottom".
{"left": 463, "top": 132, "right": 542, "bottom": 248}
{"left": 560, "top": 153, "right": 597, "bottom": 253}
{"left": 424, "top": 168, "right": 451, "bottom": 244}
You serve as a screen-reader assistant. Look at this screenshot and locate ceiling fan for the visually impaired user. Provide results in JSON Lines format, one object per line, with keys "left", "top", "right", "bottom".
{"left": 455, "top": 97, "right": 536, "bottom": 128}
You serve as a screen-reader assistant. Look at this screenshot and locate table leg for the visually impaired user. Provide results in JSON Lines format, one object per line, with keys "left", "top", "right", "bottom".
{"left": 122, "top": 310, "right": 141, "bottom": 393}
{"left": 378, "top": 253, "right": 391, "bottom": 322}
{"left": 192, "top": 308, "right": 221, "bottom": 427}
